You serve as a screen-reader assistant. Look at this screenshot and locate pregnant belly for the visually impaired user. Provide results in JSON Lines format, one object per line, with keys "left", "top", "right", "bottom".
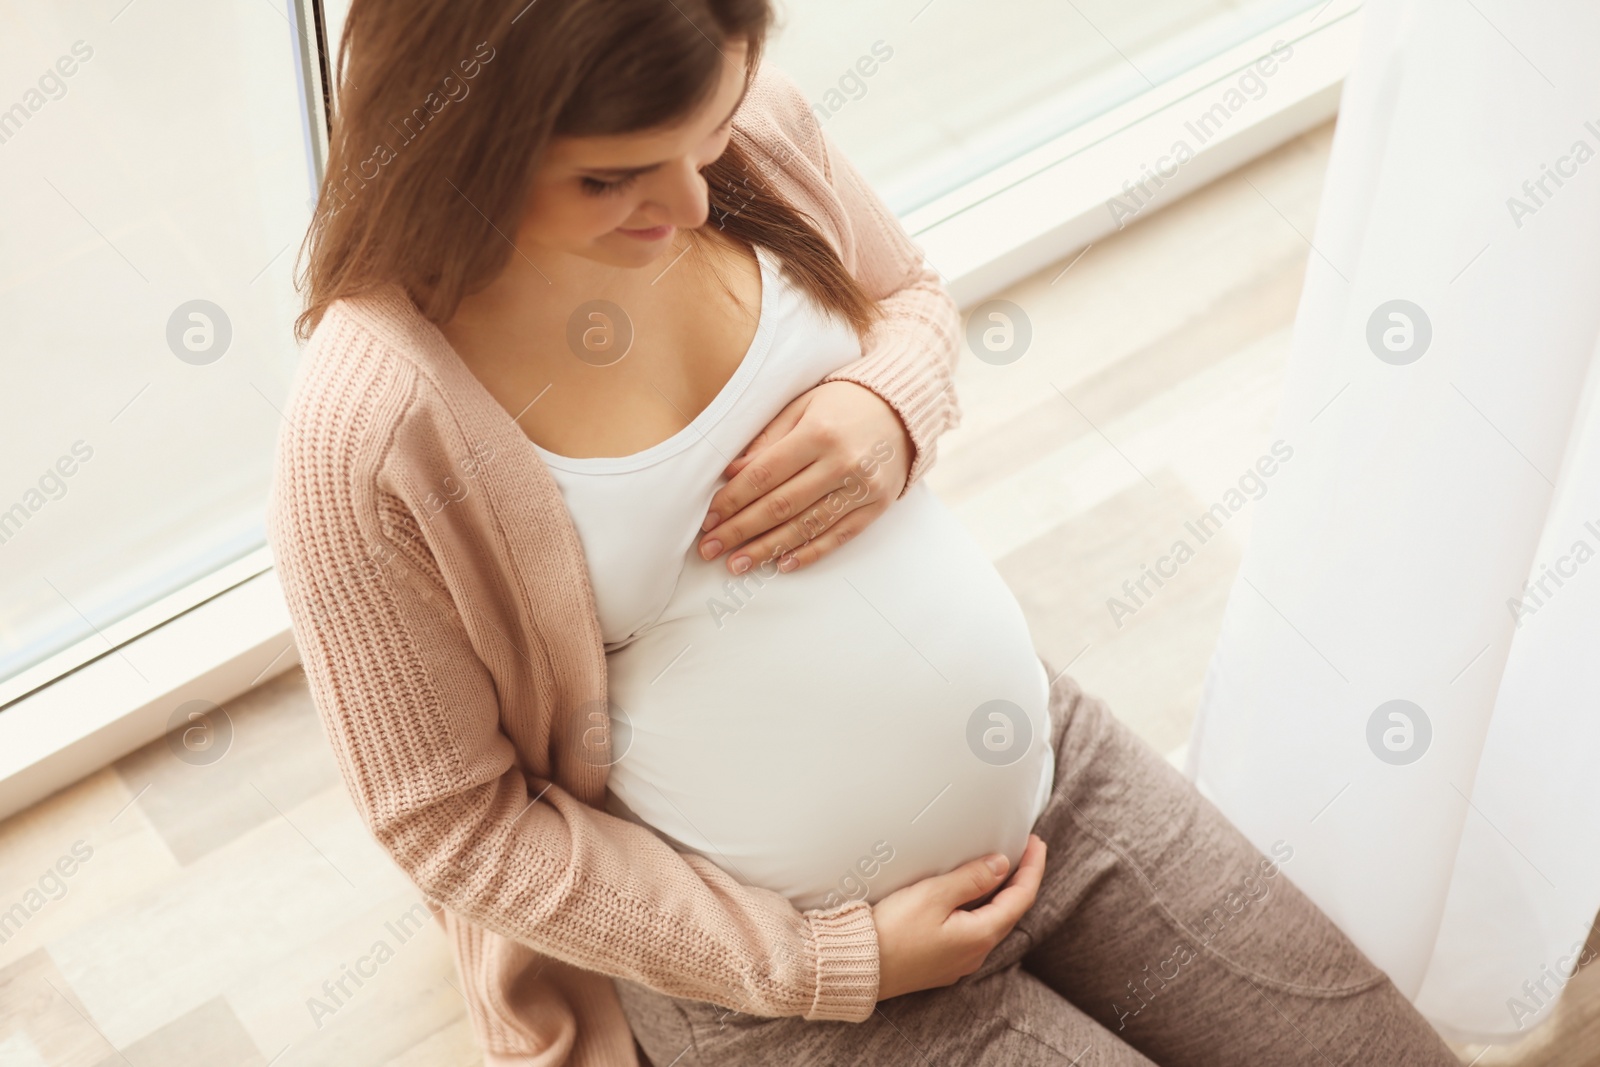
{"left": 602, "top": 481, "right": 1054, "bottom": 911}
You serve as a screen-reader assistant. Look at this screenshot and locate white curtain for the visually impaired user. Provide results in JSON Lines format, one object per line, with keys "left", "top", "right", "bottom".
{"left": 1186, "top": 0, "right": 1600, "bottom": 1043}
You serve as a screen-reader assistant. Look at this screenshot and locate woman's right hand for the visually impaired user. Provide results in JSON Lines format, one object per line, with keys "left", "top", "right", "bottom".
{"left": 871, "top": 834, "right": 1047, "bottom": 1001}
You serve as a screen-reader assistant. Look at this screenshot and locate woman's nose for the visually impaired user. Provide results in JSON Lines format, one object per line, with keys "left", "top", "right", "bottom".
{"left": 650, "top": 157, "right": 711, "bottom": 229}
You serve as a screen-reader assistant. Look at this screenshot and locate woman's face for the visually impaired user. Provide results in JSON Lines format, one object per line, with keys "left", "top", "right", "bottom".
{"left": 517, "top": 37, "right": 751, "bottom": 269}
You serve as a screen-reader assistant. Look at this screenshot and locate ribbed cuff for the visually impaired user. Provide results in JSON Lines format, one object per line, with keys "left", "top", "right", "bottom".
{"left": 804, "top": 900, "right": 880, "bottom": 1022}
{"left": 820, "top": 331, "right": 957, "bottom": 499}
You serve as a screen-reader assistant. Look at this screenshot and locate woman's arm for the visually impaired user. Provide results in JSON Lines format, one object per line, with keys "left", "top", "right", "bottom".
{"left": 696, "top": 65, "right": 963, "bottom": 573}
{"left": 808, "top": 120, "right": 964, "bottom": 494}
{"left": 745, "top": 61, "right": 963, "bottom": 492}
{"left": 266, "top": 397, "right": 879, "bottom": 1023}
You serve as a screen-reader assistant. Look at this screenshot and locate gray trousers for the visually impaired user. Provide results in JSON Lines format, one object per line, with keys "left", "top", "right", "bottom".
{"left": 614, "top": 665, "right": 1458, "bottom": 1065}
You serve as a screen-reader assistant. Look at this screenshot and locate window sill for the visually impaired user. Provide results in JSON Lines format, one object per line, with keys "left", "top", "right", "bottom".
{"left": 0, "top": 565, "right": 300, "bottom": 821}
{"left": 905, "top": 1, "right": 1360, "bottom": 305}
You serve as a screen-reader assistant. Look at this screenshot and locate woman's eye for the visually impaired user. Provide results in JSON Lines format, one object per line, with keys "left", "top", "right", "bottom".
{"left": 580, "top": 174, "right": 635, "bottom": 197}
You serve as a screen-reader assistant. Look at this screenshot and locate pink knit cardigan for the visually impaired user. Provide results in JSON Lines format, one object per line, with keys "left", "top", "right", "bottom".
{"left": 267, "top": 62, "right": 962, "bottom": 1066}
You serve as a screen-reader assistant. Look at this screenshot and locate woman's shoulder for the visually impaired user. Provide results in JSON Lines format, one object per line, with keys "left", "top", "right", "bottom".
{"left": 735, "top": 61, "right": 832, "bottom": 189}
{"left": 273, "top": 287, "right": 479, "bottom": 504}
{"left": 291, "top": 286, "right": 469, "bottom": 425}
{"left": 296, "top": 285, "right": 436, "bottom": 391}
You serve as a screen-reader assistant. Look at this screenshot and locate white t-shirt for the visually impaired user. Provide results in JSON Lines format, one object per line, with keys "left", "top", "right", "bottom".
{"left": 537, "top": 244, "right": 1053, "bottom": 910}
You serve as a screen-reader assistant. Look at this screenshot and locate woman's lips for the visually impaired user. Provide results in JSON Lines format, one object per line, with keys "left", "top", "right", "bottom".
{"left": 617, "top": 223, "right": 674, "bottom": 241}
{"left": 617, "top": 223, "right": 673, "bottom": 240}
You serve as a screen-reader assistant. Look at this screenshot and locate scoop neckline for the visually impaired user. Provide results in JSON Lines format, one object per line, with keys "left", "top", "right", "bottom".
{"left": 532, "top": 244, "right": 778, "bottom": 476}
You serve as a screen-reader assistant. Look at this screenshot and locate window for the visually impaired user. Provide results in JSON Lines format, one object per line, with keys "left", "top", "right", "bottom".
{"left": 314, "top": 1, "right": 1330, "bottom": 214}
{"left": 765, "top": 0, "right": 1328, "bottom": 213}
{"left": 0, "top": 1, "right": 317, "bottom": 699}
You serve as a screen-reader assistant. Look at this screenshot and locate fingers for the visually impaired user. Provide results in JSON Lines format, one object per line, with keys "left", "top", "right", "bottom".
{"left": 719, "top": 474, "right": 876, "bottom": 575}
{"left": 699, "top": 382, "right": 913, "bottom": 576}
{"left": 962, "top": 836, "right": 1048, "bottom": 942}
{"left": 757, "top": 504, "right": 878, "bottom": 574}
{"left": 699, "top": 436, "right": 814, "bottom": 557}
{"left": 721, "top": 393, "right": 809, "bottom": 481}
{"left": 701, "top": 453, "right": 875, "bottom": 572}
{"left": 704, "top": 397, "right": 812, "bottom": 530}
{"left": 871, "top": 836, "right": 1048, "bottom": 1000}
{"left": 719, "top": 432, "right": 771, "bottom": 484}
{"left": 927, "top": 852, "right": 1015, "bottom": 912}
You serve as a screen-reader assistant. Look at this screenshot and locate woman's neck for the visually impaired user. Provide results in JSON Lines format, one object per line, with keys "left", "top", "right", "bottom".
{"left": 466, "top": 237, "right": 665, "bottom": 322}
{"left": 437, "top": 226, "right": 763, "bottom": 459}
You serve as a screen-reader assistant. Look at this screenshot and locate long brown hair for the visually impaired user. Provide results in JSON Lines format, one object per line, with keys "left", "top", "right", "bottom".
{"left": 294, "top": 0, "right": 882, "bottom": 342}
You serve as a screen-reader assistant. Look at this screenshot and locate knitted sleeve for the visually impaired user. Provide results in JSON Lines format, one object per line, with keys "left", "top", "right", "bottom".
{"left": 741, "top": 64, "right": 964, "bottom": 496}
{"left": 266, "top": 346, "right": 880, "bottom": 1023}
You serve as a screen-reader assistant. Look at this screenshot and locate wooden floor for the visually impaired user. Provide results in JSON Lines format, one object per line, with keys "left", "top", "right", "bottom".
{"left": 2, "top": 119, "right": 1595, "bottom": 1065}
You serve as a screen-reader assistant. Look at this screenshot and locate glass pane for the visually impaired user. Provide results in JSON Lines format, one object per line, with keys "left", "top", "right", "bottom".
{"left": 0, "top": 1, "right": 314, "bottom": 686}
{"left": 325, "top": 0, "right": 1325, "bottom": 217}
{"left": 764, "top": 0, "right": 1327, "bottom": 212}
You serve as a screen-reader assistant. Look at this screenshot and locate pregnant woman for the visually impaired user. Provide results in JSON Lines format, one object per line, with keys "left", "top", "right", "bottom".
{"left": 269, "top": 1, "right": 1459, "bottom": 1063}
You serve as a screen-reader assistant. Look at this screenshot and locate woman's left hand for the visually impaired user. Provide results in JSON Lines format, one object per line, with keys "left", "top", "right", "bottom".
{"left": 698, "top": 380, "right": 913, "bottom": 575}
